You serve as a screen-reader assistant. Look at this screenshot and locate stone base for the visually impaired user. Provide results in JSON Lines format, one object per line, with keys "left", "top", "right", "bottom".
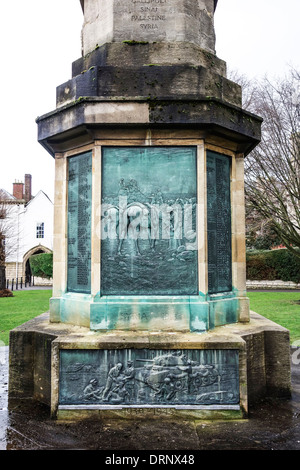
{"left": 50, "top": 291, "right": 245, "bottom": 333}
{"left": 8, "top": 312, "right": 291, "bottom": 420}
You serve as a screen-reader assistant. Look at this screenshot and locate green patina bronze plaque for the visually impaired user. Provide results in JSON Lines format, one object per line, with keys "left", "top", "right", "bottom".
{"left": 67, "top": 151, "right": 92, "bottom": 294}
{"left": 207, "top": 151, "right": 232, "bottom": 294}
{"left": 101, "top": 147, "right": 198, "bottom": 296}
{"left": 59, "top": 348, "right": 240, "bottom": 407}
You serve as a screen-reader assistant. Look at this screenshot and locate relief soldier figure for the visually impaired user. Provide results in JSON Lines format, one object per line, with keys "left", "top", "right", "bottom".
{"left": 83, "top": 379, "right": 103, "bottom": 401}
{"left": 102, "top": 362, "right": 123, "bottom": 401}
{"left": 123, "top": 360, "right": 135, "bottom": 401}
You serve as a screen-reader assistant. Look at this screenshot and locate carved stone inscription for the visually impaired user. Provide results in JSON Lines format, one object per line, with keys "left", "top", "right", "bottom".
{"left": 101, "top": 147, "right": 198, "bottom": 296}
{"left": 207, "top": 151, "right": 232, "bottom": 294}
{"left": 59, "top": 348, "right": 240, "bottom": 406}
{"left": 112, "top": 0, "right": 170, "bottom": 42}
{"left": 67, "top": 152, "right": 92, "bottom": 294}
{"left": 81, "top": 0, "right": 217, "bottom": 56}
{"left": 129, "top": 0, "right": 168, "bottom": 34}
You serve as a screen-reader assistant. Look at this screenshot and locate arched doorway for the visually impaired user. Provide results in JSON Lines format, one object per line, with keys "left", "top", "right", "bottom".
{"left": 23, "top": 246, "right": 52, "bottom": 284}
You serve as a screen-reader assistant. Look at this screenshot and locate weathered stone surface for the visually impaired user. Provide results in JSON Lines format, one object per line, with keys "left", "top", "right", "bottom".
{"left": 72, "top": 42, "right": 227, "bottom": 77}
{"left": 264, "top": 329, "right": 292, "bottom": 398}
{"left": 56, "top": 64, "right": 241, "bottom": 109}
{"left": 8, "top": 313, "right": 76, "bottom": 406}
{"left": 8, "top": 330, "right": 34, "bottom": 400}
{"left": 80, "top": 0, "right": 218, "bottom": 56}
{"left": 37, "top": 99, "right": 262, "bottom": 157}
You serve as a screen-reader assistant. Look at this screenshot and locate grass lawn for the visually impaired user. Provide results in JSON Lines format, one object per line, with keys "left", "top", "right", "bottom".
{"left": 0, "top": 290, "right": 52, "bottom": 345}
{"left": 248, "top": 291, "right": 300, "bottom": 344}
{"left": 0, "top": 290, "right": 299, "bottom": 346}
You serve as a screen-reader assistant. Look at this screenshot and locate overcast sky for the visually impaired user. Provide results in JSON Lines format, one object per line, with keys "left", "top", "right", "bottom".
{"left": 0, "top": 0, "right": 299, "bottom": 202}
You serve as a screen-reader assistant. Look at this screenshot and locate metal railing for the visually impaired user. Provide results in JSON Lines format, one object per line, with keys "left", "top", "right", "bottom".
{"left": 6, "top": 276, "right": 34, "bottom": 291}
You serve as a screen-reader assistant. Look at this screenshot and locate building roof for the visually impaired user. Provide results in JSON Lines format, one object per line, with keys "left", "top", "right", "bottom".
{"left": 0, "top": 188, "right": 52, "bottom": 207}
{"left": 0, "top": 189, "right": 16, "bottom": 201}
{"left": 25, "top": 190, "right": 53, "bottom": 208}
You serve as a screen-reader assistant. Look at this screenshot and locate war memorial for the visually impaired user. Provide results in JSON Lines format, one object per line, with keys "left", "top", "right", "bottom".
{"left": 8, "top": 0, "right": 291, "bottom": 420}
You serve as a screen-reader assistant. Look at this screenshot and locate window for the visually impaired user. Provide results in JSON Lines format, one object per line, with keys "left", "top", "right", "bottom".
{"left": 36, "top": 222, "right": 44, "bottom": 239}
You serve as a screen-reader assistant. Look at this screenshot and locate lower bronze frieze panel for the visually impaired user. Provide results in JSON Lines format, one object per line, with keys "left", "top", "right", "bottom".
{"left": 59, "top": 348, "right": 240, "bottom": 407}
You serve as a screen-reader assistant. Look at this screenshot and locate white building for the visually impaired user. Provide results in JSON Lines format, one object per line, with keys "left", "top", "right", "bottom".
{"left": 0, "top": 175, "right": 53, "bottom": 285}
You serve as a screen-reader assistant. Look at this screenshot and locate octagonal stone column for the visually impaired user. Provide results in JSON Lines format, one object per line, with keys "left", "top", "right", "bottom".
{"left": 80, "top": 0, "right": 218, "bottom": 55}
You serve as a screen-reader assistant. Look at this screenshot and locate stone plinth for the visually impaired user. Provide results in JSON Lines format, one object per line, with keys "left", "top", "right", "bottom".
{"left": 8, "top": 311, "right": 291, "bottom": 419}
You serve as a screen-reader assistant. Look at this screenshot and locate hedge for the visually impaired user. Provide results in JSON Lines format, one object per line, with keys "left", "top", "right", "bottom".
{"left": 30, "top": 253, "right": 53, "bottom": 279}
{"left": 28, "top": 249, "right": 300, "bottom": 283}
{"left": 246, "top": 248, "right": 300, "bottom": 283}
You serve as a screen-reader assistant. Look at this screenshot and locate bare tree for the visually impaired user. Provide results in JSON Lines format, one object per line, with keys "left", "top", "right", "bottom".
{"left": 228, "top": 69, "right": 258, "bottom": 111}
{"left": 0, "top": 190, "right": 21, "bottom": 292}
{"left": 231, "top": 67, "right": 300, "bottom": 256}
{"left": 0, "top": 195, "right": 8, "bottom": 290}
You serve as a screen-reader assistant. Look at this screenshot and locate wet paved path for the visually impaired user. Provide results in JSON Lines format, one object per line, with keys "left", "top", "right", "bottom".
{"left": 0, "top": 346, "right": 300, "bottom": 451}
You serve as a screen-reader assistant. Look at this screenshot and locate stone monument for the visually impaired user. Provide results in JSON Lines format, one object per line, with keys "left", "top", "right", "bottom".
{"left": 8, "top": 0, "right": 291, "bottom": 420}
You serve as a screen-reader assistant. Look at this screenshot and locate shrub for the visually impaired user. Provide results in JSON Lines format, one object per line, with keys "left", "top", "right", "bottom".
{"left": 246, "top": 248, "right": 300, "bottom": 283}
{"left": 30, "top": 253, "right": 53, "bottom": 279}
{"left": 0, "top": 288, "right": 13, "bottom": 298}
